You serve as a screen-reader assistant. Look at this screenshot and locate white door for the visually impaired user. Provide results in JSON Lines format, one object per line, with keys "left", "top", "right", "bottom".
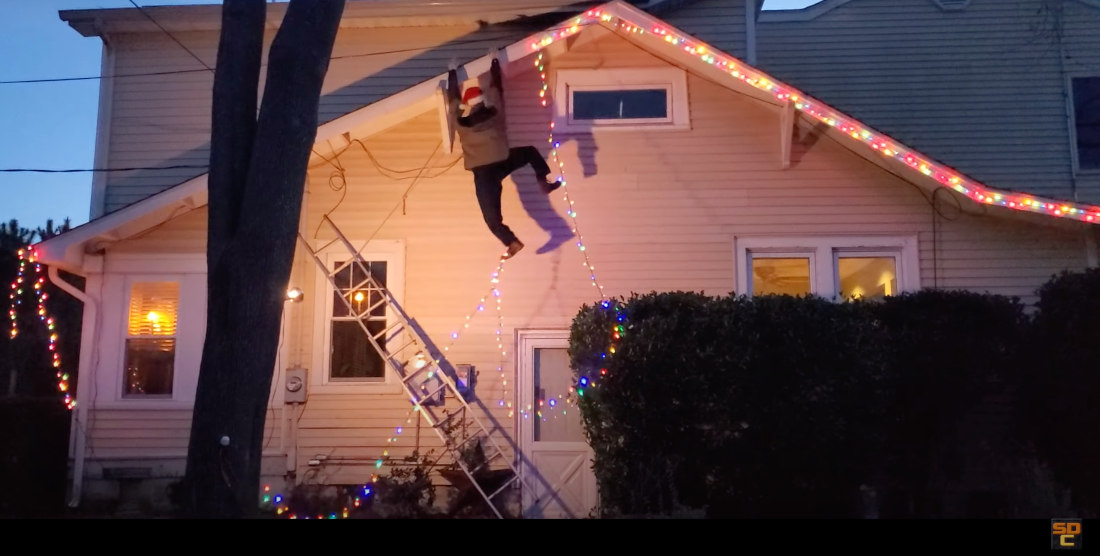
{"left": 517, "top": 330, "right": 598, "bottom": 519}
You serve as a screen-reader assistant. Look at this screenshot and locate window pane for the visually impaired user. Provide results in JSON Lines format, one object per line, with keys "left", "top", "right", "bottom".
{"left": 751, "top": 257, "right": 811, "bottom": 296}
{"left": 1073, "top": 77, "right": 1100, "bottom": 170}
{"left": 533, "top": 348, "right": 584, "bottom": 443}
{"left": 572, "top": 89, "right": 667, "bottom": 120}
{"left": 332, "top": 261, "right": 387, "bottom": 318}
{"left": 330, "top": 320, "right": 386, "bottom": 380}
{"left": 124, "top": 338, "right": 175, "bottom": 396}
{"left": 838, "top": 257, "right": 897, "bottom": 300}
{"left": 127, "top": 282, "right": 178, "bottom": 336}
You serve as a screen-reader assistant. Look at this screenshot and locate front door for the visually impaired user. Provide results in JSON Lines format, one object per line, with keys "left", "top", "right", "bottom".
{"left": 516, "top": 330, "right": 598, "bottom": 518}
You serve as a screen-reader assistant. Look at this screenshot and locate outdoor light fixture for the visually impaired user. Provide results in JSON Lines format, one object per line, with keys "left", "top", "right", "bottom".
{"left": 286, "top": 287, "right": 304, "bottom": 303}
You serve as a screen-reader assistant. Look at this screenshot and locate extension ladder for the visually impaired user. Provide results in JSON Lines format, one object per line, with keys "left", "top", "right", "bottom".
{"left": 298, "top": 215, "right": 537, "bottom": 518}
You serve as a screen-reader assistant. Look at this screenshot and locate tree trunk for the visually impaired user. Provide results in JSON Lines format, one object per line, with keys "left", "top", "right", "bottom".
{"left": 181, "top": 0, "right": 345, "bottom": 518}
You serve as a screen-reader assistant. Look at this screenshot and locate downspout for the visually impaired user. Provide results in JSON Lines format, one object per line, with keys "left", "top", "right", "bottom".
{"left": 48, "top": 259, "right": 100, "bottom": 508}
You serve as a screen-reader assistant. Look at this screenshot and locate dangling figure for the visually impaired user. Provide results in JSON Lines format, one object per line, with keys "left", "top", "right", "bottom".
{"left": 447, "top": 51, "right": 561, "bottom": 260}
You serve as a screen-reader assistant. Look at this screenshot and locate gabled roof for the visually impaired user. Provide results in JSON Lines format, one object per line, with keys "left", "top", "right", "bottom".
{"left": 36, "top": 0, "right": 1100, "bottom": 272}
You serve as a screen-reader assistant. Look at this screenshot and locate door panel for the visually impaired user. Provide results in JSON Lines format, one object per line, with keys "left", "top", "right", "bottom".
{"left": 518, "top": 333, "right": 597, "bottom": 518}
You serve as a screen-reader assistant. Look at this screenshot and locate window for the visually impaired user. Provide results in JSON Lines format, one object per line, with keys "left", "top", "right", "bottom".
{"left": 836, "top": 256, "right": 898, "bottom": 301}
{"left": 1071, "top": 76, "right": 1100, "bottom": 172}
{"left": 554, "top": 68, "right": 689, "bottom": 132}
{"left": 311, "top": 239, "right": 405, "bottom": 392}
{"left": 750, "top": 255, "right": 812, "bottom": 296}
{"left": 330, "top": 260, "right": 387, "bottom": 382}
{"left": 736, "top": 237, "right": 917, "bottom": 299}
{"left": 124, "top": 281, "right": 178, "bottom": 397}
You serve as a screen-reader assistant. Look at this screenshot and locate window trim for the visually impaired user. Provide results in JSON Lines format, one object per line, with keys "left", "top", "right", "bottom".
{"left": 734, "top": 236, "right": 919, "bottom": 299}
{"left": 99, "top": 261, "right": 206, "bottom": 410}
{"left": 1067, "top": 74, "right": 1100, "bottom": 176}
{"left": 554, "top": 67, "right": 690, "bottom": 132}
{"left": 309, "top": 239, "right": 405, "bottom": 394}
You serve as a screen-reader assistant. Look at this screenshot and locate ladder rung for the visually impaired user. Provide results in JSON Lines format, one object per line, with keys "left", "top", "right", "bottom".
{"left": 487, "top": 474, "right": 519, "bottom": 500}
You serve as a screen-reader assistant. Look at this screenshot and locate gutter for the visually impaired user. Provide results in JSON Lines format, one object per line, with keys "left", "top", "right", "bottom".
{"left": 47, "top": 260, "right": 101, "bottom": 508}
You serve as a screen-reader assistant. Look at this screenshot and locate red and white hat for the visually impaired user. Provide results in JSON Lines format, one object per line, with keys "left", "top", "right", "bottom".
{"left": 461, "top": 86, "right": 484, "bottom": 108}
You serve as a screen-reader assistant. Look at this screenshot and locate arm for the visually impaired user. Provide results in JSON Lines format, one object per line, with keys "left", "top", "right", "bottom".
{"left": 490, "top": 56, "right": 503, "bottom": 94}
{"left": 446, "top": 61, "right": 461, "bottom": 119}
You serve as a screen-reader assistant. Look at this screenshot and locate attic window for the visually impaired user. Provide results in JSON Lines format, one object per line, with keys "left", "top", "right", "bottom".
{"left": 1071, "top": 76, "right": 1100, "bottom": 172}
{"left": 932, "top": 0, "right": 971, "bottom": 10}
{"left": 554, "top": 68, "right": 689, "bottom": 132}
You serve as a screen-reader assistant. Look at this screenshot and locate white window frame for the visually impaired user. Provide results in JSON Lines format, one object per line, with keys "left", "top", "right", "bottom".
{"left": 1067, "top": 74, "right": 1100, "bottom": 176}
{"left": 310, "top": 239, "right": 405, "bottom": 394}
{"left": 97, "top": 253, "right": 206, "bottom": 410}
{"left": 554, "top": 68, "right": 690, "bottom": 133}
{"left": 734, "top": 236, "right": 919, "bottom": 299}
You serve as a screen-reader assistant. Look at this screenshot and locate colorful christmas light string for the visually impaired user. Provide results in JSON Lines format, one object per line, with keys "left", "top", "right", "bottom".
{"left": 520, "top": 8, "right": 1100, "bottom": 224}
{"left": 7, "top": 247, "right": 72, "bottom": 409}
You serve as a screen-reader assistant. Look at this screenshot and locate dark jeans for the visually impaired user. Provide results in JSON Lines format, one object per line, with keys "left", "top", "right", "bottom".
{"left": 471, "top": 146, "right": 552, "bottom": 246}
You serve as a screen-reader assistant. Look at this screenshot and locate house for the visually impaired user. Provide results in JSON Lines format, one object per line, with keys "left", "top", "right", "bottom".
{"left": 34, "top": 0, "right": 1100, "bottom": 517}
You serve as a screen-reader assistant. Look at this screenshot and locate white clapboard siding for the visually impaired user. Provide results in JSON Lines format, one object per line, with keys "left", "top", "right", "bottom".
{"left": 757, "top": 0, "right": 1100, "bottom": 203}
{"left": 87, "top": 23, "right": 1088, "bottom": 485}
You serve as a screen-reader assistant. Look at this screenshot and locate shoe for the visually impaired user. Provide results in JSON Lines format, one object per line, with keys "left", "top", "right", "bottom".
{"left": 502, "top": 240, "right": 525, "bottom": 260}
{"left": 542, "top": 178, "right": 562, "bottom": 194}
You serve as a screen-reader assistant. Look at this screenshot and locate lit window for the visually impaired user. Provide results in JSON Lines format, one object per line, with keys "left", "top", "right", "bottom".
{"left": 1071, "top": 76, "right": 1100, "bottom": 172}
{"left": 751, "top": 256, "right": 811, "bottom": 296}
{"left": 837, "top": 256, "right": 898, "bottom": 300}
{"left": 555, "top": 68, "right": 689, "bottom": 132}
{"left": 737, "top": 237, "right": 917, "bottom": 299}
{"left": 330, "top": 260, "right": 387, "bottom": 381}
{"left": 124, "top": 282, "right": 178, "bottom": 397}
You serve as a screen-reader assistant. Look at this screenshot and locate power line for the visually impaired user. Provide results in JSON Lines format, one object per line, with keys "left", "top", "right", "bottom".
{"left": 0, "top": 25, "right": 572, "bottom": 85}
{"left": 1, "top": 165, "right": 208, "bottom": 173}
{"left": 128, "top": 0, "right": 214, "bottom": 71}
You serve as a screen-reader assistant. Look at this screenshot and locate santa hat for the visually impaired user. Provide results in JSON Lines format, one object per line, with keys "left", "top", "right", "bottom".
{"left": 462, "top": 86, "right": 484, "bottom": 108}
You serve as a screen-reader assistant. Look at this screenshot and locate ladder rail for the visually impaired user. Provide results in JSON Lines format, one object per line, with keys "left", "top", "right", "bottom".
{"left": 299, "top": 218, "right": 546, "bottom": 518}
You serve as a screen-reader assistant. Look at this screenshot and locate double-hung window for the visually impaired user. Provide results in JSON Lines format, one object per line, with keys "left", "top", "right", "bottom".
{"left": 736, "top": 236, "right": 918, "bottom": 300}
{"left": 123, "top": 281, "right": 179, "bottom": 397}
{"left": 311, "top": 240, "right": 404, "bottom": 392}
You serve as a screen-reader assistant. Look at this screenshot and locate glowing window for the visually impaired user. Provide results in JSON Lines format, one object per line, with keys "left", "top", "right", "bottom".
{"left": 330, "top": 260, "right": 387, "bottom": 381}
{"left": 837, "top": 256, "right": 898, "bottom": 301}
{"left": 124, "top": 282, "right": 178, "bottom": 397}
{"left": 750, "top": 256, "right": 812, "bottom": 296}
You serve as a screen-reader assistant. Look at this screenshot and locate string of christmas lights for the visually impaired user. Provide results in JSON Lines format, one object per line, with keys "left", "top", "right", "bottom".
{"left": 519, "top": 7, "right": 1100, "bottom": 224}
{"left": 7, "top": 247, "right": 72, "bottom": 409}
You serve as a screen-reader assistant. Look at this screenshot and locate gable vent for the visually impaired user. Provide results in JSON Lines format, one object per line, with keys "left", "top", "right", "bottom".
{"left": 932, "top": 0, "right": 971, "bottom": 10}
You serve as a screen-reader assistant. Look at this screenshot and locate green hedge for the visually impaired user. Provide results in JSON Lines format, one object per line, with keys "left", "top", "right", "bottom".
{"left": 1020, "top": 268, "right": 1100, "bottom": 516}
{"left": 569, "top": 289, "right": 1034, "bottom": 518}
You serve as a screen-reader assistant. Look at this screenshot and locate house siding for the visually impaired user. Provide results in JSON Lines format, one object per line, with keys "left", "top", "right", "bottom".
{"left": 756, "top": 0, "right": 1100, "bottom": 203}
{"left": 100, "top": 23, "right": 539, "bottom": 216}
{"left": 73, "top": 16, "right": 1090, "bottom": 499}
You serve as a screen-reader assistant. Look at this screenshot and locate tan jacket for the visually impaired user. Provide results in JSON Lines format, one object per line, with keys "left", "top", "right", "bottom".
{"left": 447, "top": 59, "right": 510, "bottom": 170}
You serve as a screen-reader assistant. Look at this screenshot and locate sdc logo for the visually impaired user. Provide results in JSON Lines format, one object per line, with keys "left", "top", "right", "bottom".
{"left": 1051, "top": 519, "right": 1083, "bottom": 550}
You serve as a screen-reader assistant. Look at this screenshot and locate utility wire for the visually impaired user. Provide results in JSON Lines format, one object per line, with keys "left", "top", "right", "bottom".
{"left": 0, "top": 23, "right": 581, "bottom": 85}
{"left": 128, "top": 0, "right": 214, "bottom": 71}
{"left": 1, "top": 165, "right": 208, "bottom": 173}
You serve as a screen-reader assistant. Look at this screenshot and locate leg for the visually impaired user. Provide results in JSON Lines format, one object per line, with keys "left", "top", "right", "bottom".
{"left": 502, "top": 146, "right": 552, "bottom": 181}
{"left": 472, "top": 166, "right": 518, "bottom": 246}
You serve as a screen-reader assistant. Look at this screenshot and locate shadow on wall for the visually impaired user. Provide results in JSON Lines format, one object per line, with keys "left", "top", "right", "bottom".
{"left": 100, "top": 12, "right": 581, "bottom": 215}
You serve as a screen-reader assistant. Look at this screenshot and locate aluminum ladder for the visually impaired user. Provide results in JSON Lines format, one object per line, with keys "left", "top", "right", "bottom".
{"left": 298, "top": 215, "right": 538, "bottom": 518}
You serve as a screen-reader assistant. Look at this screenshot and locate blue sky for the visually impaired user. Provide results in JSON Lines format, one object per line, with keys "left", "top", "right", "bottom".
{"left": 0, "top": 0, "right": 821, "bottom": 231}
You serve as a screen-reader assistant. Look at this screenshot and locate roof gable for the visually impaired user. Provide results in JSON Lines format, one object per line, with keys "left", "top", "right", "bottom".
{"left": 36, "top": 0, "right": 1099, "bottom": 271}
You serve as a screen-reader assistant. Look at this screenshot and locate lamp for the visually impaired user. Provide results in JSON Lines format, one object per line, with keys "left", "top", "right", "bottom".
{"left": 286, "top": 287, "right": 304, "bottom": 303}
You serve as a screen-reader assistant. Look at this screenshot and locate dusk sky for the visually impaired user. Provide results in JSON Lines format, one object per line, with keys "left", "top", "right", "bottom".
{"left": 0, "top": 0, "right": 822, "bottom": 232}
